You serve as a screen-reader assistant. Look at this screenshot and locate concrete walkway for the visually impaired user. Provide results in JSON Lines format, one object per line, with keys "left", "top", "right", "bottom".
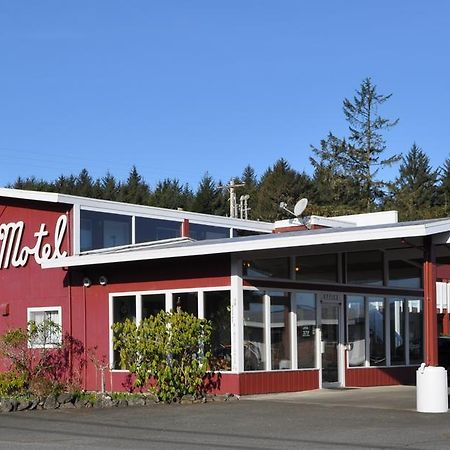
{"left": 244, "top": 385, "right": 432, "bottom": 412}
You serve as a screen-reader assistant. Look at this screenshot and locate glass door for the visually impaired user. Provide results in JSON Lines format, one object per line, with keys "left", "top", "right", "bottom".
{"left": 321, "top": 299, "right": 344, "bottom": 387}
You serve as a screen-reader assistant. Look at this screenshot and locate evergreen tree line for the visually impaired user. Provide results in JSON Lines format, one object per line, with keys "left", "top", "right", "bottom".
{"left": 8, "top": 78, "right": 450, "bottom": 222}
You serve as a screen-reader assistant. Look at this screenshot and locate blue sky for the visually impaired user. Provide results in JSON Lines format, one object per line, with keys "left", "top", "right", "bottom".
{"left": 0, "top": 1, "right": 449, "bottom": 190}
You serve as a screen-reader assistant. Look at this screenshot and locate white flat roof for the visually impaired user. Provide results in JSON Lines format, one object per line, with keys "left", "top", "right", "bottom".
{"left": 42, "top": 217, "right": 450, "bottom": 269}
{"left": 0, "top": 188, "right": 273, "bottom": 232}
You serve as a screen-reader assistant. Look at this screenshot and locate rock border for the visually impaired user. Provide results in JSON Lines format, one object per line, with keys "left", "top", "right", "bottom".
{"left": 0, "top": 392, "right": 239, "bottom": 413}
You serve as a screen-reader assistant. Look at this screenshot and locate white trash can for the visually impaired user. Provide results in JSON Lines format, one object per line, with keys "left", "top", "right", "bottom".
{"left": 416, "top": 363, "right": 448, "bottom": 413}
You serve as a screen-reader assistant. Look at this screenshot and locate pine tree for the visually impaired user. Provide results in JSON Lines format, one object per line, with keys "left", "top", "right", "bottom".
{"left": 54, "top": 174, "right": 77, "bottom": 194}
{"left": 75, "top": 169, "right": 94, "bottom": 198}
{"left": 192, "top": 173, "right": 224, "bottom": 215}
{"left": 310, "top": 133, "right": 361, "bottom": 211}
{"left": 119, "top": 166, "right": 151, "bottom": 205}
{"left": 150, "top": 178, "right": 194, "bottom": 210}
{"left": 100, "top": 172, "right": 120, "bottom": 201}
{"left": 8, "top": 176, "right": 52, "bottom": 192}
{"left": 388, "top": 144, "right": 437, "bottom": 220}
{"left": 437, "top": 156, "right": 450, "bottom": 215}
{"left": 253, "top": 158, "right": 311, "bottom": 222}
{"left": 342, "top": 78, "right": 400, "bottom": 210}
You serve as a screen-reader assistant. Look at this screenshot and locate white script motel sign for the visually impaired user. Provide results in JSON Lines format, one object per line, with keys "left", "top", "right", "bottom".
{"left": 0, "top": 215, "right": 68, "bottom": 269}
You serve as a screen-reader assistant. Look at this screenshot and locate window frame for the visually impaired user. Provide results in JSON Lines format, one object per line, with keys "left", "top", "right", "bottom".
{"left": 243, "top": 287, "right": 319, "bottom": 373}
{"left": 27, "top": 306, "right": 62, "bottom": 349}
{"left": 345, "top": 295, "right": 423, "bottom": 369}
{"left": 109, "top": 287, "right": 231, "bottom": 372}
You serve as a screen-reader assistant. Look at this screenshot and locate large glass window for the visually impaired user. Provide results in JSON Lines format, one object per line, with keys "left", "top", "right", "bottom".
{"left": 112, "top": 290, "right": 235, "bottom": 371}
{"left": 295, "top": 254, "right": 338, "bottom": 283}
{"left": 388, "top": 259, "right": 422, "bottom": 289}
{"left": 142, "top": 294, "right": 165, "bottom": 319}
{"left": 269, "top": 292, "right": 291, "bottom": 370}
{"left": 368, "top": 297, "right": 386, "bottom": 366}
{"left": 189, "top": 223, "right": 229, "bottom": 241}
{"left": 243, "top": 257, "right": 290, "bottom": 279}
{"left": 389, "top": 298, "right": 405, "bottom": 365}
{"left": 233, "top": 229, "right": 261, "bottom": 237}
{"left": 173, "top": 292, "right": 198, "bottom": 316}
{"left": 347, "top": 250, "right": 383, "bottom": 286}
{"left": 113, "top": 295, "right": 136, "bottom": 324}
{"left": 204, "top": 291, "right": 231, "bottom": 371}
{"left": 112, "top": 296, "right": 136, "bottom": 369}
{"left": 135, "top": 217, "right": 181, "bottom": 243}
{"left": 81, "top": 210, "right": 132, "bottom": 251}
{"left": 294, "top": 292, "right": 316, "bottom": 368}
{"left": 408, "top": 299, "right": 423, "bottom": 364}
{"left": 347, "top": 296, "right": 366, "bottom": 367}
{"left": 243, "top": 291, "right": 265, "bottom": 371}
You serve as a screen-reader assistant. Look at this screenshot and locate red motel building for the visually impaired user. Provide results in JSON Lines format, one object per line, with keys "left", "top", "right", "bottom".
{"left": 0, "top": 188, "right": 449, "bottom": 395}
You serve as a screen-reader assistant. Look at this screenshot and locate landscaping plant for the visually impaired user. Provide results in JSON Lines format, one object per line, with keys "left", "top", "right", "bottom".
{"left": 112, "top": 309, "right": 212, "bottom": 402}
{"left": 0, "top": 320, "right": 85, "bottom": 396}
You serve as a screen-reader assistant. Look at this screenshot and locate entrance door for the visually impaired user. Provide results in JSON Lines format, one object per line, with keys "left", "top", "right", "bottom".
{"left": 321, "top": 299, "right": 344, "bottom": 387}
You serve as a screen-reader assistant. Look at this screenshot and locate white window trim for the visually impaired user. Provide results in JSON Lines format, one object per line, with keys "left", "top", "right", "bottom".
{"left": 109, "top": 286, "right": 232, "bottom": 372}
{"left": 27, "top": 306, "right": 62, "bottom": 348}
{"left": 243, "top": 287, "right": 320, "bottom": 373}
{"left": 73, "top": 204, "right": 81, "bottom": 255}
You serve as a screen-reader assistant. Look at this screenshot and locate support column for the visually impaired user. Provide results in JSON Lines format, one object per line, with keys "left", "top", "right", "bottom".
{"left": 230, "top": 256, "right": 244, "bottom": 373}
{"left": 423, "top": 237, "right": 438, "bottom": 366}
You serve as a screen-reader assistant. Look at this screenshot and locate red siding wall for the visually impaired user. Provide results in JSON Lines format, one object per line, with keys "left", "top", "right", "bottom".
{"left": 345, "top": 367, "right": 417, "bottom": 387}
{"left": 238, "top": 370, "right": 319, "bottom": 395}
{"left": 0, "top": 199, "right": 72, "bottom": 359}
{"left": 71, "top": 254, "right": 231, "bottom": 391}
{"left": 105, "top": 370, "right": 319, "bottom": 396}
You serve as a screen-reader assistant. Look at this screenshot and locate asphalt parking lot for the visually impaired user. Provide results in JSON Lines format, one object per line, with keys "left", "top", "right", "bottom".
{"left": 0, "top": 386, "right": 448, "bottom": 450}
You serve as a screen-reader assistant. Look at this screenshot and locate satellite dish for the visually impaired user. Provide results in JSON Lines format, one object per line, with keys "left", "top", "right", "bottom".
{"left": 294, "top": 198, "right": 308, "bottom": 217}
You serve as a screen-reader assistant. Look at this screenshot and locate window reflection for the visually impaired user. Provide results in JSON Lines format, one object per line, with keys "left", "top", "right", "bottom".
{"left": 295, "top": 254, "right": 337, "bottom": 283}
{"left": 347, "top": 296, "right": 366, "bottom": 367}
{"left": 135, "top": 217, "right": 181, "bottom": 243}
{"left": 174, "top": 292, "right": 198, "bottom": 316}
{"left": 112, "top": 296, "right": 136, "bottom": 369}
{"left": 81, "top": 210, "right": 132, "bottom": 251}
{"left": 294, "top": 293, "right": 316, "bottom": 369}
{"left": 142, "top": 294, "right": 165, "bottom": 319}
{"left": 368, "top": 298, "right": 385, "bottom": 366}
{"left": 347, "top": 250, "right": 383, "bottom": 286}
{"left": 243, "top": 291, "right": 265, "bottom": 371}
{"left": 408, "top": 299, "right": 423, "bottom": 364}
{"left": 388, "top": 260, "right": 422, "bottom": 288}
{"left": 390, "top": 298, "right": 405, "bottom": 365}
{"left": 243, "top": 257, "right": 290, "bottom": 279}
{"left": 189, "top": 223, "right": 229, "bottom": 240}
{"left": 269, "top": 292, "right": 291, "bottom": 370}
{"left": 204, "top": 291, "right": 231, "bottom": 371}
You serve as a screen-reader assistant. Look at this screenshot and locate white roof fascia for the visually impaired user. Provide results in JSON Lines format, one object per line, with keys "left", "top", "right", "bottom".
{"left": 42, "top": 219, "right": 450, "bottom": 270}
{"left": 332, "top": 210, "right": 398, "bottom": 226}
{"left": 0, "top": 188, "right": 63, "bottom": 204}
{"left": 0, "top": 188, "right": 273, "bottom": 232}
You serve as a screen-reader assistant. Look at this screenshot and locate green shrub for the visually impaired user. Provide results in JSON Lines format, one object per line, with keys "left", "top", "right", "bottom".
{"left": 112, "top": 309, "right": 212, "bottom": 402}
{"left": 74, "top": 391, "right": 98, "bottom": 404}
{"left": 0, "top": 371, "right": 27, "bottom": 397}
